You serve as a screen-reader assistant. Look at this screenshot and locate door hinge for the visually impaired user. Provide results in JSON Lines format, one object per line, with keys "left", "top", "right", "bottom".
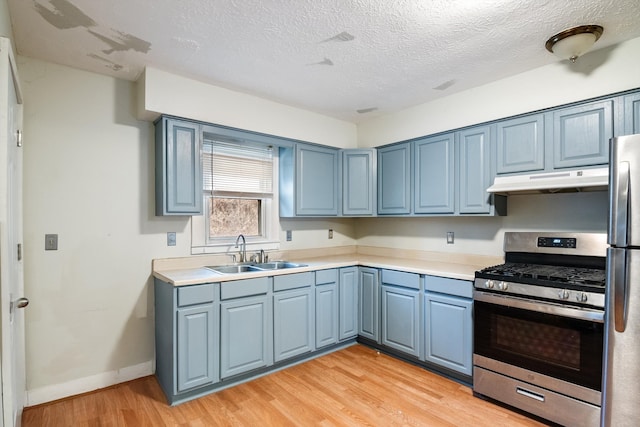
{"left": 16, "top": 129, "right": 22, "bottom": 147}
{"left": 17, "top": 243, "right": 22, "bottom": 261}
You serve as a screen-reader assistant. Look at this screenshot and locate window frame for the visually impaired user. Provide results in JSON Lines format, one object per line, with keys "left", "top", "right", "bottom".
{"left": 191, "top": 124, "right": 286, "bottom": 256}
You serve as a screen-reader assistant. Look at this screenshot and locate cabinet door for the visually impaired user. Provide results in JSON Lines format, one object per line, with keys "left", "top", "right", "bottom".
{"left": 377, "top": 143, "right": 411, "bottom": 214}
{"left": 424, "top": 293, "right": 472, "bottom": 376}
{"left": 496, "top": 114, "right": 545, "bottom": 174}
{"left": 177, "top": 304, "right": 216, "bottom": 392}
{"left": 624, "top": 93, "right": 640, "bottom": 135}
{"left": 220, "top": 295, "right": 271, "bottom": 378}
{"left": 296, "top": 144, "right": 339, "bottom": 216}
{"left": 381, "top": 285, "right": 420, "bottom": 357}
{"left": 459, "top": 126, "right": 492, "bottom": 214}
{"left": 315, "top": 283, "right": 338, "bottom": 348}
{"left": 358, "top": 267, "right": 380, "bottom": 342}
{"left": 339, "top": 267, "right": 358, "bottom": 340}
{"left": 414, "top": 134, "right": 455, "bottom": 214}
{"left": 274, "top": 288, "right": 314, "bottom": 362}
{"left": 155, "top": 118, "right": 203, "bottom": 215}
{"left": 342, "top": 149, "right": 376, "bottom": 216}
{"left": 553, "top": 100, "right": 612, "bottom": 168}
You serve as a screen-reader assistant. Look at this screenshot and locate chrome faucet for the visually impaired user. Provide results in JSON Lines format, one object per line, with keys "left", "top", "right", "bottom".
{"left": 235, "top": 234, "right": 246, "bottom": 263}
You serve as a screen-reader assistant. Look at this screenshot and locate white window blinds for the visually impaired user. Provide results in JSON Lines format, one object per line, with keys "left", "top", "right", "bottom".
{"left": 203, "top": 139, "right": 273, "bottom": 196}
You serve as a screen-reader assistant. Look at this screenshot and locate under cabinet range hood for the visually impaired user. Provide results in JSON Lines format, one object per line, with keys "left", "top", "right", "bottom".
{"left": 486, "top": 167, "right": 609, "bottom": 195}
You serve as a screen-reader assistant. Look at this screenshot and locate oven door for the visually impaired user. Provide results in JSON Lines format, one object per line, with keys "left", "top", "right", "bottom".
{"left": 474, "top": 292, "right": 604, "bottom": 392}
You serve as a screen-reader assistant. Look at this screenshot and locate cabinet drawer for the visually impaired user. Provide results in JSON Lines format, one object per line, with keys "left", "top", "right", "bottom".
{"left": 381, "top": 269, "right": 420, "bottom": 290}
{"left": 274, "top": 272, "right": 314, "bottom": 292}
{"left": 177, "top": 283, "right": 215, "bottom": 307}
{"left": 221, "top": 277, "right": 269, "bottom": 300}
{"left": 315, "top": 269, "right": 338, "bottom": 285}
{"left": 424, "top": 276, "right": 473, "bottom": 298}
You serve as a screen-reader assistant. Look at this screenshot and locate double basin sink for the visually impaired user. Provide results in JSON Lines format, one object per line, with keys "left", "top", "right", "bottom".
{"left": 206, "top": 261, "right": 307, "bottom": 275}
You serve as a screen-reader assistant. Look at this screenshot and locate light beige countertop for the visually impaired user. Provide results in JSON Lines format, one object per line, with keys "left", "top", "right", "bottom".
{"left": 153, "top": 246, "right": 503, "bottom": 287}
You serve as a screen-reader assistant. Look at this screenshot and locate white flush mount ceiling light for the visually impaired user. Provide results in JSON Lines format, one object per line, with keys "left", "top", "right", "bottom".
{"left": 545, "top": 25, "right": 604, "bottom": 63}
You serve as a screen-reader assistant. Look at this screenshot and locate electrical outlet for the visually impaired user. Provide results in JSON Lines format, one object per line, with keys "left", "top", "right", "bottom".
{"left": 167, "top": 232, "right": 176, "bottom": 246}
{"left": 45, "top": 234, "right": 58, "bottom": 250}
{"left": 447, "top": 231, "right": 455, "bottom": 244}
{"left": 328, "top": 229, "right": 333, "bottom": 239}
{"left": 286, "top": 230, "right": 292, "bottom": 241}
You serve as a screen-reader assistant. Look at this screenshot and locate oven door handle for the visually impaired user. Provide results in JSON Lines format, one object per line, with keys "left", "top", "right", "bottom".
{"left": 473, "top": 291, "right": 604, "bottom": 323}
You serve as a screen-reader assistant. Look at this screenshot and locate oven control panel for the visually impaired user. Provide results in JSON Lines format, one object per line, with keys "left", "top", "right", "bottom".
{"left": 537, "top": 237, "right": 577, "bottom": 248}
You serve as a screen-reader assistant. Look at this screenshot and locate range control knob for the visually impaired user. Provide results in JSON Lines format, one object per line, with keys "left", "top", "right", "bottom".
{"left": 497, "top": 281, "right": 508, "bottom": 291}
{"left": 558, "top": 289, "right": 570, "bottom": 300}
{"left": 576, "top": 292, "right": 588, "bottom": 303}
{"left": 485, "top": 280, "right": 495, "bottom": 289}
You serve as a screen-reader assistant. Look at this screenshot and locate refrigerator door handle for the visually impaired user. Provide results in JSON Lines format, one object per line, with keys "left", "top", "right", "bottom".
{"left": 612, "top": 161, "right": 630, "bottom": 247}
{"left": 608, "top": 248, "right": 629, "bottom": 332}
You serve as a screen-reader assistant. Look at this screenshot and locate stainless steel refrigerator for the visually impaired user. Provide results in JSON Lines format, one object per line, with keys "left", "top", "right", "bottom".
{"left": 603, "top": 133, "right": 640, "bottom": 426}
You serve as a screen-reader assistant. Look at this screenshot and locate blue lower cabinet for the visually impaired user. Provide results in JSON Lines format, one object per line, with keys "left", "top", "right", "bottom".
{"left": 154, "top": 280, "right": 219, "bottom": 403}
{"left": 273, "top": 273, "right": 315, "bottom": 360}
{"left": 381, "top": 284, "right": 420, "bottom": 358}
{"left": 274, "top": 287, "right": 314, "bottom": 362}
{"left": 316, "top": 280, "right": 339, "bottom": 349}
{"left": 358, "top": 267, "right": 380, "bottom": 342}
{"left": 338, "top": 267, "right": 358, "bottom": 340}
{"left": 424, "top": 292, "right": 473, "bottom": 376}
{"left": 177, "top": 304, "right": 216, "bottom": 392}
{"left": 220, "top": 294, "right": 272, "bottom": 378}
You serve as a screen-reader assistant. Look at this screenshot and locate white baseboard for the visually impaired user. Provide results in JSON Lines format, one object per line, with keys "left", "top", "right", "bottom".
{"left": 25, "top": 360, "right": 154, "bottom": 407}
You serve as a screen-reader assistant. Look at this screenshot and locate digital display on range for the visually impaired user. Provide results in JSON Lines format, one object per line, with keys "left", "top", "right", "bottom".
{"left": 537, "top": 237, "right": 577, "bottom": 248}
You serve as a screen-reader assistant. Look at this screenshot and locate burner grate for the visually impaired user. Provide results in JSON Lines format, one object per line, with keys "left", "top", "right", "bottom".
{"left": 477, "top": 262, "right": 606, "bottom": 290}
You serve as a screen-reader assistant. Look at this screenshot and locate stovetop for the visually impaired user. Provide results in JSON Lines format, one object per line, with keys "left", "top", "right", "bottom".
{"left": 475, "top": 262, "right": 606, "bottom": 293}
{"left": 473, "top": 232, "right": 607, "bottom": 308}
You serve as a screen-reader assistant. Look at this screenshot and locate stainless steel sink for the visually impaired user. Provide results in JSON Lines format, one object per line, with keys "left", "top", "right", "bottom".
{"left": 206, "top": 261, "right": 307, "bottom": 274}
{"left": 206, "top": 264, "right": 262, "bottom": 274}
{"left": 252, "top": 261, "right": 307, "bottom": 270}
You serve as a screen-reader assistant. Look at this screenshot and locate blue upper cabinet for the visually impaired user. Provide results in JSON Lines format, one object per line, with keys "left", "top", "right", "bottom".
{"left": 414, "top": 134, "right": 455, "bottom": 214}
{"left": 496, "top": 114, "right": 545, "bottom": 174}
{"left": 342, "top": 149, "right": 376, "bottom": 216}
{"left": 295, "top": 144, "right": 339, "bottom": 216}
{"left": 377, "top": 142, "right": 411, "bottom": 214}
{"left": 553, "top": 100, "right": 613, "bottom": 169}
{"left": 280, "top": 143, "right": 339, "bottom": 217}
{"left": 458, "top": 125, "right": 493, "bottom": 214}
{"left": 155, "top": 117, "right": 203, "bottom": 215}
{"left": 623, "top": 93, "right": 640, "bottom": 135}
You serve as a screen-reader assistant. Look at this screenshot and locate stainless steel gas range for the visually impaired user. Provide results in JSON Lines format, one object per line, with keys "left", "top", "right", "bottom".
{"left": 472, "top": 232, "right": 606, "bottom": 427}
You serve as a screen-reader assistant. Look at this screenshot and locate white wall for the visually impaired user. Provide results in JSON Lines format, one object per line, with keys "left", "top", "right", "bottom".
{"left": 358, "top": 37, "right": 640, "bottom": 147}
{"left": 356, "top": 191, "right": 609, "bottom": 258}
{"left": 139, "top": 67, "right": 358, "bottom": 149}
{"left": 19, "top": 56, "right": 355, "bottom": 403}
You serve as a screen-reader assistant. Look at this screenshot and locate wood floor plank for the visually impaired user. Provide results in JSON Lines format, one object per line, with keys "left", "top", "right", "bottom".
{"left": 23, "top": 344, "right": 549, "bottom": 426}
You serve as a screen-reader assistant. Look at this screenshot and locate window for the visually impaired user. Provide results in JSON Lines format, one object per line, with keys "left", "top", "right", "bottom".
{"left": 191, "top": 136, "right": 280, "bottom": 254}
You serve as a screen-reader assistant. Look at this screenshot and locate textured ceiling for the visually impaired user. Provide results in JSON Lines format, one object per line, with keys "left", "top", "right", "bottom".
{"left": 8, "top": 0, "right": 640, "bottom": 122}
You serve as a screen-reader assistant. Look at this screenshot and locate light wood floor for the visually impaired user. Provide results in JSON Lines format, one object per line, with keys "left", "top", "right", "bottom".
{"left": 23, "top": 344, "right": 548, "bottom": 426}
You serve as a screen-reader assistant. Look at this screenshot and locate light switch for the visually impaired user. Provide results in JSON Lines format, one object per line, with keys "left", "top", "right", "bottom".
{"left": 286, "top": 230, "right": 292, "bottom": 241}
{"left": 45, "top": 234, "right": 58, "bottom": 250}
